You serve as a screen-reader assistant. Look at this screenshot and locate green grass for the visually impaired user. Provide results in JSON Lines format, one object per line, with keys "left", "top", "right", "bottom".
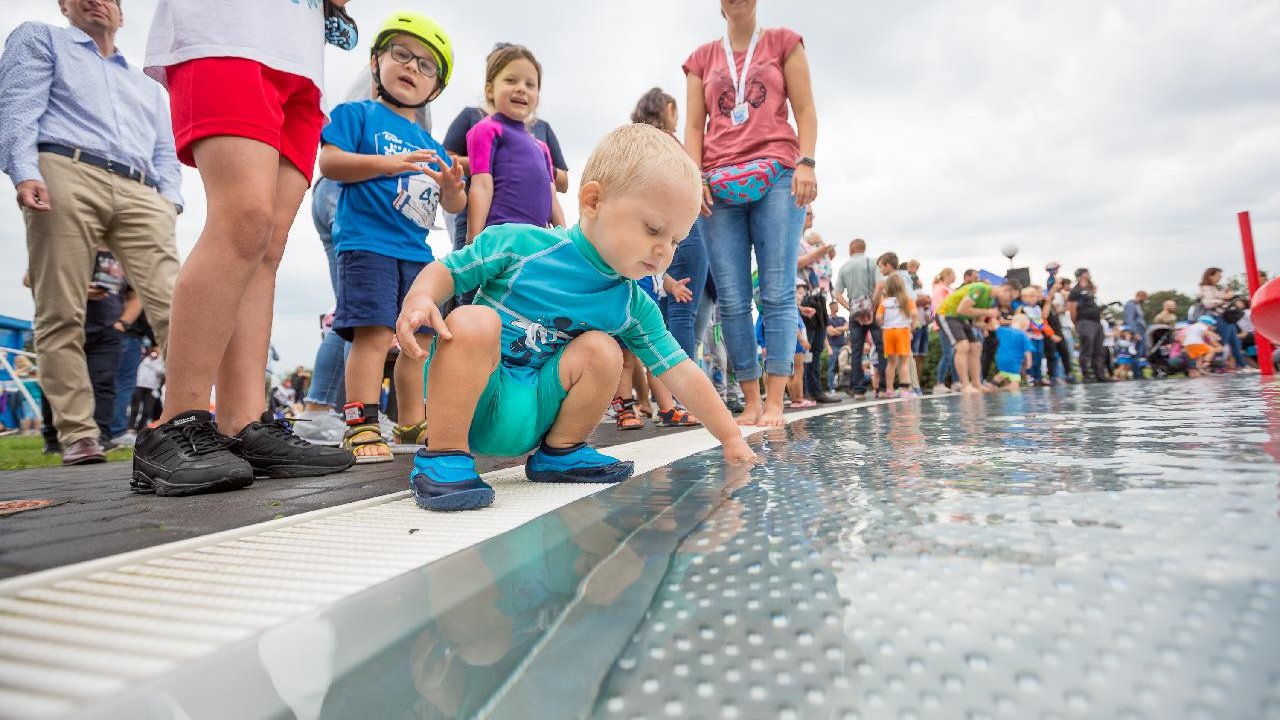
{"left": 0, "top": 434, "right": 132, "bottom": 471}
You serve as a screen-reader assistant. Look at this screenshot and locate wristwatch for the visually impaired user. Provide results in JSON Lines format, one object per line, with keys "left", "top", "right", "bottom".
{"left": 797, "top": 156, "right": 816, "bottom": 168}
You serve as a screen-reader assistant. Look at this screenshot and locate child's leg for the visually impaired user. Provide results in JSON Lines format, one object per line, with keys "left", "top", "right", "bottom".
{"left": 394, "top": 337, "right": 429, "bottom": 427}
{"left": 789, "top": 353, "right": 805, "bottom": 401}
{"left": 648, "top": 371, "right": 678, "bottom": 413}
{"left": 897, "top": 354, "right": 912, "bottom": 388}
{"left": 160, "top": 138, "right": 288, "bottom": 428}
{"left": 343, "top": 327, "right": 394, "bottom": 460}
{"left": 425, "top": 306, "right": 502, "bottom": 452}
{"left": 544, "top": 332, "right": 625, "bottom": 449}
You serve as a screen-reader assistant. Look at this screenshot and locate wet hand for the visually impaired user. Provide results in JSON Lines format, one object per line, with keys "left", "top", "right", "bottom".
{"left": 16, "top": 180, "right": 50, "bottom": 212}
{"left": 396, "top": 300, "right": 449, "bottom": 360}
{"left": 723, "top": 439, "right": 764, "bottom": 469}
{"left": 791, "top": 164, "right": 817, "bottom": 207}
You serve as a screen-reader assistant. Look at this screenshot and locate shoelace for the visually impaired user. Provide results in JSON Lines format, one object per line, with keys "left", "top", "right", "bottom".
{"left": 261, "top": 416, "right": 311, "bottom": 447}
{"left": 172, "top": 421, "right": 234, "bottom": 456}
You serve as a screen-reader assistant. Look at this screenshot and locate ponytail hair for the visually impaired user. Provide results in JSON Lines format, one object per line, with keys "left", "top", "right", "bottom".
{"left": 631, "top": 87, "right": 677, "bottom": 132}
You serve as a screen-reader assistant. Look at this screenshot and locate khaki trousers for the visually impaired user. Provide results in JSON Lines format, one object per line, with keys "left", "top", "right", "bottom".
{"left": 24, "top": 152, "right": 180, "bottom": 445}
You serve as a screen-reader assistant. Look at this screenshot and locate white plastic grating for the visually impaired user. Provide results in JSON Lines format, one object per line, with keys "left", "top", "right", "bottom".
{"left": 0, "top": 398, "right": 899, "bottom": 719}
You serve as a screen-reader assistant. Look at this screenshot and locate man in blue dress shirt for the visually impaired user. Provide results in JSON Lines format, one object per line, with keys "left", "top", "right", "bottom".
{"left": 0, "top": 0, "right": 182, "bottom": 465}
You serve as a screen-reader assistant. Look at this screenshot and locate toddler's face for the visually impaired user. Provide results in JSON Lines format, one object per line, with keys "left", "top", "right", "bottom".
{"left": 489, "top": 59, "right": 540, "bottom": 122}
{"left": 585, "top": 178, "right": 701, "bottom": 281}
{"left": 374, "top": 35, "right": 440, "bottom": 105}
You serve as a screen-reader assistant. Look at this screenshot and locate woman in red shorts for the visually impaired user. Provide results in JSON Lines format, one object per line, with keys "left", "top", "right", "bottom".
{"left": 132, "top": 0, "right": 360, "bottom": 496}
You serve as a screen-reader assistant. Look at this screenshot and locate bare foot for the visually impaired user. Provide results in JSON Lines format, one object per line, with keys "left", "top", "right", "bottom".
{"left": 736, "top": 403, "right": 764, "bottom": 426}
{"left": 961, "top": 385, "right": 982, "bottom": 395}
{"left": 758, "top": 407, "right": 786, "bottom": 428}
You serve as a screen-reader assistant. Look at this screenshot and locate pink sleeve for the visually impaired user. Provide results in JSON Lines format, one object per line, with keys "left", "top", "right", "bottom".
{"left": 465, "top": 118, "right": 502, "bottom": 175}
{"left": 681, "top": 43, "right": 708, "bottom": 78}
{"left": 771, "top": 27, "right": 804, "bottom": 60}
{"left": 540, "top": 141, "right": 554, "bottom": 182}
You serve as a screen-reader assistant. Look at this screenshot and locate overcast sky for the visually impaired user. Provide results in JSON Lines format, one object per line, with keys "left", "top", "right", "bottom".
{"left": 2, "top": 0, "right": 1277, "bottom": 371}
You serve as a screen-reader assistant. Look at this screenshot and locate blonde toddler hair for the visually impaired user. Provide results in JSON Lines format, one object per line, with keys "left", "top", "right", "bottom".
{"left": 581, "top": 124, "right": 702, "bottom": 201}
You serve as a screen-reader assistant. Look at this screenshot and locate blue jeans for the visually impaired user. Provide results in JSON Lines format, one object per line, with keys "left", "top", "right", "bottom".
{"left": 826, "top": 343, "right": 844, "bottom": 390}
{"left": 935, "top": 334, "right": 955, "bottom": 385}
{"left": 1217, "top": 316, "right": 1245, "bottom": 367}
{"left": 848, "top": 322, "right": 887, "bottom": 394}
{"left": 703, "top": 169, "right": 806, "bottom": 381}
{"left": 659, "top": 218, "right": 708, "bottom": 360}
{"left": 1028, "top": 338, "right": 1045, "bottom": 382}
{"left": 306, "top": 178, "right": 348, "bottom": 408}
{"left": 110, "top": 332, "right": 144, "bottom": 436}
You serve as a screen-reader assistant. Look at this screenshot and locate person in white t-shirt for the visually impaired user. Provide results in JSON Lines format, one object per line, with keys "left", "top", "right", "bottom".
{"left": 133, "top": 0, "right": 362, "bottom": 496}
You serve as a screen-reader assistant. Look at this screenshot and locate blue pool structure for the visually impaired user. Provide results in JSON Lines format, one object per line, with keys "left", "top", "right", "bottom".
{"left": 2, "top": 375, "right": 1279, "bottom": 720}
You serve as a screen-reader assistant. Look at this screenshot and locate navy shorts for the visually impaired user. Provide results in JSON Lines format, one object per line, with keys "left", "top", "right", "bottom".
{"left": 333, "top": 250, "right": 428, "bottom": 342}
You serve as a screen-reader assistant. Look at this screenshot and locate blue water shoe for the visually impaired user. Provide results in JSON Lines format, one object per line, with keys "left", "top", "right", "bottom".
{"left": 524, "top": 442, "right": 635, "bottom": 484}
{"left": 410, "top": 450, "right": 495, "bottom": 511}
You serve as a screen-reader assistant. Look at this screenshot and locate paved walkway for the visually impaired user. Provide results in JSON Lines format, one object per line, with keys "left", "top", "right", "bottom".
{"left": 0, "top": 398, "right": 863, "bottom": 579}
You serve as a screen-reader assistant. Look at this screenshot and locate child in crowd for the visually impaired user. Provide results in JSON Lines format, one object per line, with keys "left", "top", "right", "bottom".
{"left": 911, "top": 294, "right": 931, "bottom": 383}
{"left": 319, "top": 13, "right": 466, "bottom": 463}
{"left": 877, "top": 273, "right": 916, "bottom": 398}
{"left": 395, "top": 124, "right": 759, "bottom": 511}
{"left": 1113, "top": 329, "right": 1138, "bottom": 380}
{"left": 994, "top": 314, "right": 1033, "bottom": 391}
{"left": 1181, "top": 315, "right": 1221, "bottom": 376}
{"left": 827, "top": 300, "right": 848, "bottom": 392}
{"left": 1018, "top": 285, "right": 1056, "bottom": 386}
{"left": 791, "top": 281, "right": 816, "bottom": 408}
{"left": 465, "top": 45, "right": 565, "bottom": 243}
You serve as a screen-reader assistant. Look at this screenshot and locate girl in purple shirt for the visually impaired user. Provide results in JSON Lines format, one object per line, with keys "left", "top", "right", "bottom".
{"left": 464, "top": 45, "right": 564, "bottom": 242}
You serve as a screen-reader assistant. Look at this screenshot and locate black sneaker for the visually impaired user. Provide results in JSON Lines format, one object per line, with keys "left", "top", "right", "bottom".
{"left": 132, "top": 411, "right": 253, "bottom": 496}
{"left": 231, "top": 412, "right": 356, "bottom": 479}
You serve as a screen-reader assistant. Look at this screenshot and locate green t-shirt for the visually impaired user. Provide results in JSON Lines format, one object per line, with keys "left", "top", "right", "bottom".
{"left": 442, "top": 223, "right": 688, "bottom": 383}
{"left": 938, "top": 282, "right": 994, "bottom": 317}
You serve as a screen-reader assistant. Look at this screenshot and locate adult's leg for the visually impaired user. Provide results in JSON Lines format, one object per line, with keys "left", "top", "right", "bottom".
{"left": 23, "top": 154, "right": 105, "bottom": 446}
{"left": 111, "top": 333, "right": 143, "bottom": 437}
{"left": 1077, "top": 320, "right": 1098, "bottom": 380}
{"left": 848, "top": 323, "right": 869, "bottom": 394}
{"left": 424, "top": 306, "right": 502, "bottom": 453}
{"left": 85, "top": 330, "right": 122, "bottom": 440}
{"left": 159, "top": 137, "right": 282, "bottom": 428}
{"left": 703, "top": 202, "right": 764, "bottom": 423}
{"left": 545, "top": 332, "right": 624, "bottom": 448}
{"left": 981, "top": 332, "right": 999, "bottom": 381}
{"left": 105, "top": 173, "right": 180, "bottom": 355}
{"left": 868, "top": 324, "right": 888, "bottom": 388}
{"left": 749, "top": 176, "right": 805, "bottom": 425}
{"left": 212, "top": 157, "right": 311, "bottom": 434}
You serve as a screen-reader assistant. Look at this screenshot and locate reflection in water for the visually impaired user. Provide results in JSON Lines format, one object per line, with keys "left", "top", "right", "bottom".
{"left": 590, "top": 376, "right": 1280, "bottom": 720}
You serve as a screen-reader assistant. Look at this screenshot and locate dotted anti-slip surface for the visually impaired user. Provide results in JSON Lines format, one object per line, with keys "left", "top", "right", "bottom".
{"left": 591, "top": 377, "right": 1280, "bottom": 720}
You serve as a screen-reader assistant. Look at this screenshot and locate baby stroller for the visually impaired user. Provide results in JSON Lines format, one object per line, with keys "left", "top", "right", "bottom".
{"left": 1145, "top": 324, "right": 1189, "bottom": 377}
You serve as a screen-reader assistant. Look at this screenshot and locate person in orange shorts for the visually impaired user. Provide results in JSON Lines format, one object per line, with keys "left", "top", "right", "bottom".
{"left": 1181, "top": 315, "right": 1221, "bottom": 376}
{"left": 876, "top": 273, "right": 917, "bottom": 398}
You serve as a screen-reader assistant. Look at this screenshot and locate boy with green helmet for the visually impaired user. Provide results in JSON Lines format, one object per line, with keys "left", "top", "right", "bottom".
{"left": 370, "top": 10, "right": 454, "bottom": 108}
{"left": 319, "top": 10, "right": 466, "bottom": 463}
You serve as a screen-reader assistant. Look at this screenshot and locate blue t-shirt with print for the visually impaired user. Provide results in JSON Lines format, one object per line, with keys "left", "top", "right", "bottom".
{"left": 995, "top": 326, "right": 1032, "bottom": 375}
{"left": 322, "top": 99, "right": 453, "bottom": 262}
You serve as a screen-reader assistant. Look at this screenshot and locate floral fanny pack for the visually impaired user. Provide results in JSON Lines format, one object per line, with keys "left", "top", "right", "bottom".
{"left": 704, "top": 158, "right": 785, "bottom": 205}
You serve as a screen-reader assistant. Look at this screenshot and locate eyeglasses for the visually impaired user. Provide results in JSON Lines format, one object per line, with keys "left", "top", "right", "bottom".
{"left": 384, "top": 43, "right": 438, "bottom": 78}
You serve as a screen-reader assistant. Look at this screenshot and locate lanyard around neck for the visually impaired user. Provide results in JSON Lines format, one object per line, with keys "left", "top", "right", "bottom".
{"left": 721, "top": 28, "right": 762, "bottom": 108}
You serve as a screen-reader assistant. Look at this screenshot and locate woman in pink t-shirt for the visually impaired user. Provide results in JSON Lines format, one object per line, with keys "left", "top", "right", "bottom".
{"left": 684, "top": 0, "right": 818, "bottom": 428}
